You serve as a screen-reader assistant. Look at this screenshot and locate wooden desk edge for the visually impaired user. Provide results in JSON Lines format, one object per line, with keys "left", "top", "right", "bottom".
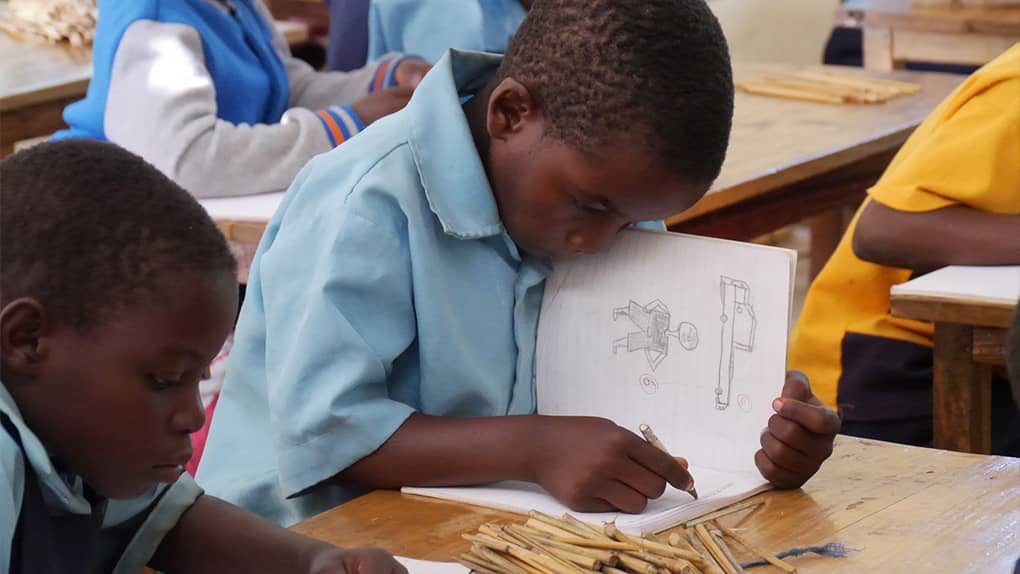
{"left": 215, "top": 219, "right": 269, "bottom": 245}
{"left": 667, "top": 130, "right": 910, "bottom": 227}
{"left": 890, "top": 292, "right": 1017, "bottom": 327}
{"left": 836, "top": 4, "right": 1020, "bottom": 35}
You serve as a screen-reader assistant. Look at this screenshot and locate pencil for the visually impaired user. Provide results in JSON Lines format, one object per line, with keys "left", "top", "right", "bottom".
{"left": 639, "top": 423, "right": 698, "bottom": 500}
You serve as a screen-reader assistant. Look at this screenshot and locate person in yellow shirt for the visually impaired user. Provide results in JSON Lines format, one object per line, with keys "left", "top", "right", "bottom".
{"left": 789, "top": 43, "right": 1020, "bottom": 455}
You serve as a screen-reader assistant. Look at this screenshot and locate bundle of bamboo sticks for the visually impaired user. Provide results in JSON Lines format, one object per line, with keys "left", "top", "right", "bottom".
{"left": 0, "top": 0, "right": 97, "bottom": 46}
{"left": 737, "top": 70, "right": 921, "bottom": 105}
{"left": 457, "top": 506, "right": 797, "bottom": 574}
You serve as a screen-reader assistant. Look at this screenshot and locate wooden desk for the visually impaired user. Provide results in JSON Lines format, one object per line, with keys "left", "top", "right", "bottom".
{"left": 291, "top": 436, "right": 1020, "bottom": 573}
{"left": 0, "top": 19, "right": 309, "bottom": 156}
{"left": 666, "top": 62, "right": 961, "bottom": 277}
{"left": 837, "top": 0, "right": 1020, "bottom": 70}
{"left": 201, "top": 63, "right": 962, "bottom": 281}
{"left": 891, "top": 266, "right": 1020, "bottom": 454}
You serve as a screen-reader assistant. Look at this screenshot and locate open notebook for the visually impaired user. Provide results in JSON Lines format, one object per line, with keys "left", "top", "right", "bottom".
{"left": 404, "top": 229, "right": 797, "bottom": 534}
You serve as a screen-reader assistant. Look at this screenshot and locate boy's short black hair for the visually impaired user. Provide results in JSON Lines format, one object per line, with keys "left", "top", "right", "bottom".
{"left": 0, "top": 140, "right": 237, "bottom": 332}
{"left": 499, "top": 0, "right": 733, "bottom": 185}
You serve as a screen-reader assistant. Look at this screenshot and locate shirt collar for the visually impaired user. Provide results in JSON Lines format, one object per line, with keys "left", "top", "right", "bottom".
{"left": 407, "top": 49, "right": 505, "bottom": 239}
{"left": 0, "top": 381, "right": 93, "bottom": 514}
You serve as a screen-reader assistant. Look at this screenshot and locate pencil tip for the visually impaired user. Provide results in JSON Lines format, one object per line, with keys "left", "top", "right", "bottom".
{"left": 689, "top": 487, "right": 699, "bottom": 500}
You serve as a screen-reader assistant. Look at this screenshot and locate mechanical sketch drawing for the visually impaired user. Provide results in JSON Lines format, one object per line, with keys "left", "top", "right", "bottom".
{"left": 612, "top": 299, "right": 698, "bottom": 371}
{"left": 717, "top": 276, "right": 756, "bottom": 410}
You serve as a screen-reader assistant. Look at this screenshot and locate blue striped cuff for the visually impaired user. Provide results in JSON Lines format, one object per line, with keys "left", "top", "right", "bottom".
{"left": 315, "top": 106, "right": 364, "bottom": 148}
{"left": 369, "top": 54, "right": 425, "bottom": 92}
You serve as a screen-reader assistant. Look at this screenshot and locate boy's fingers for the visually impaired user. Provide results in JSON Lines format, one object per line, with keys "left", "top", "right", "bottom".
{"left": 610, "top": 459, "right": 668, "bottom": 499}
{"left": 767, "top": 414, "right": 836, "bottom": 460}
{"left": 754, "top": 449, "right": 806, "bottom": 489}
{"left": 781, "top": 370, "right": 813, "bottom": 401}
{"left": 594, "top": 479, "right": 650, "bottom": 514}
{"left": 773, "top": 398, "right": 841, "bottom": 436}
{"left": 628, "top": 438, "right": 695, "bottom": 493}
{"left": 760, "top": 427, "right": 820, "bottom": 472}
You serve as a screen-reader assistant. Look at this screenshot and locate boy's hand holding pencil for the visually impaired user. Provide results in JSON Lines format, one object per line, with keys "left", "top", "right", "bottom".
{"left": 529, "top": 416, "right": 695, "bottom": 514}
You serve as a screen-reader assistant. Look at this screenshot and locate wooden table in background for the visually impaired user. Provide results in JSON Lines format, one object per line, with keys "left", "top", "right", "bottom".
{"left": 666, "top": 61, "right": 961, "bottom": 277}
{"left": 837, "top": 0, "right": 1020, "bottom": 71}
{"left": 292, "top": 436, "right": 1020, "bottom": 573}
{"left": 891, "top": 266, "right": 1019, "bottom": 454}
{"left": 0, "top": 19, "right": 309, "bottom": 157}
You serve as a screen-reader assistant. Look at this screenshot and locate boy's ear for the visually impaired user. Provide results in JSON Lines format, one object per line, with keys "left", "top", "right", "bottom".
{"left": 0, "top": 298, "right": 50, "bottom": 377}
{"left": 486, "top": 77, "right": 539, "bottom": 141}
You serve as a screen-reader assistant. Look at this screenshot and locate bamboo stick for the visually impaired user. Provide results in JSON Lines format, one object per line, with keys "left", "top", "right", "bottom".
{"left": 714, "top": 523, "right": 796, "bottom": 574}
{"left": 684, "top": 500, "right": 765, "bottom": 528}
{"left": 506, "top": 544, "right": 576, "bottom": 574}
{"left": 693, "top": 526, "right": 737, "bottom": 574}
{"left": 686, "top": 531, "right": 726, "bottom": 574}
{"left": 503, "top": 527, "right": 592, "bottom": 573}
{"left": 529, "top": 511, "right": 606, "bottom": 541}
{"left": 632, "top": 551, "right": 695, "bottom": 574}
{"left": 667, "top": 531, "right": 698, "bottom": 554}
{"left": 509, "top": 526, "right": 619, "bottom": 566}
{"left": 708, "top": 530, "right": 744, "bottom": 574}
{"left": 615, "top": 553, "right": 661, "bottom": 574}
{"left": 736, "top": 81, "right": 846, "bottom": 104}
{"left": 795, "top": 70, "right": 922, "bottom": 93}
{"left": 562, "top": 514, "right": 614, "bottom": 540}
{"left": 526, "top": 519, "right": 586, "bottom": 540}
{"left": 474, "top": 545, "right": 536, "bottom": 574}
{"left": 604, "top": 525, "right": 704, "bottom": 564}
{"left": 459, "top": 553, "right": 507, "bottom": 574}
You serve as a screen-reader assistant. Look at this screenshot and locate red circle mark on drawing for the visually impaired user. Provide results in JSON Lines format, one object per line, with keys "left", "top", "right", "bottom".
{"left": 639, "top": 374, "right": 658, "bottom": 395}
{"left": 737, "top": 394, "right": 752, "bottom": 412}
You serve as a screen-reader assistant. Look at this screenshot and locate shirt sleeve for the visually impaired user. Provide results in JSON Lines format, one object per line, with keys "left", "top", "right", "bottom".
{"left": 868, "top": 76, "right": 1020, "bottom": 215}
{"left": 0, "top": 435, "right": 23, "bottom": 574}
{"left": 108, "top": 473, "right": 203, "bottom": 574}
{"left": 103, "top": 19, "right": 359, "bottom": 199}
{"left": 256, "top": 166, "right": 418, "bottom": 497}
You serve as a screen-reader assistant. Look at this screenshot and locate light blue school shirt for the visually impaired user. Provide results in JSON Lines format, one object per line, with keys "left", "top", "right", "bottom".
{"left": 197, "top": 49, "right": 550, "bottom": 526}
{"left": 367, "top": 0, "right": 526, "bottom": 63}
{"left": 0, "top": 381, "right": 203, "bottom": 573}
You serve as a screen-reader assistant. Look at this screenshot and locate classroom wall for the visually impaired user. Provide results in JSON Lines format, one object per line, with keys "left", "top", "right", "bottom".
{"left": 708, "top": 0, "right": 840, "bottom": 66}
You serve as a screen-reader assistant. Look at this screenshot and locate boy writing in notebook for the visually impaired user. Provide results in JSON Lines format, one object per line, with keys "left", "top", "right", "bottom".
{"left": 790, "top": 44, "right": 1020, "bottom": 454}
{"left": 199, "top": 0, "right": 841, "bottom": 525}
{"left": 0, "top": 140, "right": 403, "bottom": 574}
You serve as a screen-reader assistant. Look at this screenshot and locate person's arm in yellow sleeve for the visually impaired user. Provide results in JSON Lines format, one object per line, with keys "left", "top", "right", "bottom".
{"left": 853, "top": 203, "right": 1020, "bottom": 273}
{"left": 852, "top": 73, "right": 1020, "bottom": 274}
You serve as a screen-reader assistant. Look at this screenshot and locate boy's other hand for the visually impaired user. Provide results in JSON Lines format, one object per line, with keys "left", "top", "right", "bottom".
{"left": 755, "top": 371, "right": 841, "bottom": 489}
{"left": 308, "top": 547, "right": 407, "bottom": 574}
{"left": 350, "top": 86, "right": 414, "bottom": 126}
{"left": 531, "top": 416, "right": 694, "bottom": 514}
{"left": 394, "top": 59, "right": 431, "bottom": 88}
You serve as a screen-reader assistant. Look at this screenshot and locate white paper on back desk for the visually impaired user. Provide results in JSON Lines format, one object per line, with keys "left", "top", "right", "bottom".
{"left": 403, "top": 229, "right": 797, "bottom": 534}
{"left": 396, "top": 556, "right": 470, "bottom": 574}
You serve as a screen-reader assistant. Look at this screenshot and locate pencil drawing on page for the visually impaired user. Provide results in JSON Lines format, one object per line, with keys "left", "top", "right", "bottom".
{"left": 717, "top": 276, "right": 756, "bottom": 410}
{"left": 612, "top": 299, "right": 698, "bottom": 371}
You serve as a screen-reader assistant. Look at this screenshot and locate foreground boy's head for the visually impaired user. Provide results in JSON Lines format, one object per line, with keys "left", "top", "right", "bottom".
{"left": 471, "top": 0, "right": 733, "bottom": 258}
{"left": 0, "top": 140, "right": 237, "bottom": 498}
